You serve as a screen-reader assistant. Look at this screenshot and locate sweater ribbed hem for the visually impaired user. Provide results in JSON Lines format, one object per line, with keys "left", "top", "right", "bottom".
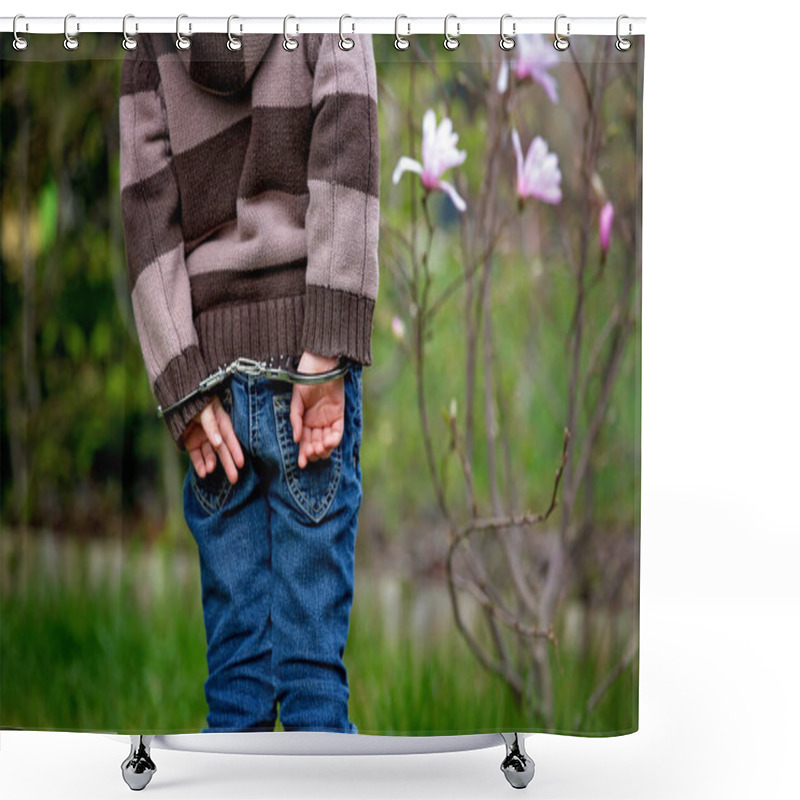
{"left": 301, "top": 285, "right": 374, "bottom": 366}
{"left": 195, "top": 294, "right": 307, "bottom": 373}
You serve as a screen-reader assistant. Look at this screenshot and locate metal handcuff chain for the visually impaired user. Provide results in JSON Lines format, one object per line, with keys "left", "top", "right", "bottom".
{"left": 156, "top": 357, "right": 352, "bottom": 418}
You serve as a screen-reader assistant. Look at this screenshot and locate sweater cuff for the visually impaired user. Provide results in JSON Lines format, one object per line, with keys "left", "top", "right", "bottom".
{"left": 301, "top": 285, "right": 375, "bottom": 366}
{"left": 153, "top": 345, "right": 212, "bottom": 450}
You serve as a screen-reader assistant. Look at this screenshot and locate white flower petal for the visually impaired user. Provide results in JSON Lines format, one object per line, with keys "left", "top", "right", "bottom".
{"left": 530, "top": 136, "right": 548, "bottom": 161}
{"left": 392, "top": 156, "right": 423, "bottom": 185}
{"left": 445, "top": 146, "right": 467, "bottom": 172}
{"left": 421, "top": 109, "right": 437, "bottom": 171}
{"left": 520, "top": 34, "right": 559, "bottom": 70}
{"left": 512, "top": 129, "right": 524, "bottom": 184}
{"left": 532, "top": 70, "right": 559, "bottom": 104}
{"left": 515, "top": 134, "right": 562, "bottom": 204}
{"left": 437, "top": 180, "right": 467, "bottom": 213}
{"left": 497, "top": 60, "right": 510, "bottom": 93}
{"left": 514, "top": 35, "right": 560, "bottom": 103}
{"left": 439, "top": 116, "right": 454, "bottom": 140}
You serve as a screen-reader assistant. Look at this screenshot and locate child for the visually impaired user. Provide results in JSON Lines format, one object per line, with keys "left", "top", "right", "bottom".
{"left": 119, "top": 31, "right": 379, "bottom": 733}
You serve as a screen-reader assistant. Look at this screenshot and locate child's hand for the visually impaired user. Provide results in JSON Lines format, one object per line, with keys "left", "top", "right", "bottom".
{"left": 290, "top": 351, "right": 345, "bottom": 469}
{"left": 181, "top": 394, "right": 245, "bottom": 483}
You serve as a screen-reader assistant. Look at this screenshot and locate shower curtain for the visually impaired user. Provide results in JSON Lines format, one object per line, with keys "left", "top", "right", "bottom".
{"left": 0, "top": 27, "right": 643, "bottom": 741}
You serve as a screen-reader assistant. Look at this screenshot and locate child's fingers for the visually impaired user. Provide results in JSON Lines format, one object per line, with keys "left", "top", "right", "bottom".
{"left": 323, "top": 420, "right": 344, "bottom": 451}
{"left": 298, "top": 428, "right": 318, "bottom": 469}
{"left": 297, "top": 424, "right": 342, "bottom": 467}
{"left": 189, "top": 448, "right": 207, "bottom": 478}
{"left": 290, "top": 388, "right": 305, "bottom": 444}
{"left": 216, "top": 405, "right": 244, "bottom": 468}
{"left": 216, "top": 441, "right": 239, "bottom": 484}
{"left": 195, "top": 397, "right": 242, "bottom": 483}
{"left": 201, "top": 441, "right": 216, "bottom": 473}
{"left": 200, "top": 400, "right": 224, "bottom": 449}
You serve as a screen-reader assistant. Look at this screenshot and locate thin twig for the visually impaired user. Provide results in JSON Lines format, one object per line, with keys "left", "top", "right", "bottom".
{"left": 413, "top": 306, "right": 450, "bottom": 522}
{"left": 425, "top": 218, "right": 512, "bottom": 323}
{"left": 445, "top": 428, "right": 570, "bottom": 628}
{"left": 453, "top": 428, "right": 570, "bottom": 548}
{"left": 445, "top": 537, "right": 524, "bottom": 698}
{"left": 448, "top": 410, "right": 478, "bottom": 519}
{"left": 572, "top": 317, "right": 634, "bottom": 499}
{"left": 576, "top": 300, "right": 622, "bottom": 413}
{"left": 482, "top": 266, "right": 502, "bottom": 516}
{"left": 414, "top": 39, "right": 453, "bottom": 118}
{"left": 502, "top": 533, "right": 539, "bottom": 616}
{"left": 575, "top": 639, "right": 639, "bottom": 729}
{"left": 419, "top": 192, "right": 436, "bottom": 323}
{"left": 452, "top": 575, "right": 557, "bottom": 643}
{"left": 567, "top": 48, "right": 594, "bottom": 115}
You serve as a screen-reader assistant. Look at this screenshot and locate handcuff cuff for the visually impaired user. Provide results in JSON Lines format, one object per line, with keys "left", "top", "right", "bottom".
{"left": 156, "top": 355, "right": 352, "bottom": 419}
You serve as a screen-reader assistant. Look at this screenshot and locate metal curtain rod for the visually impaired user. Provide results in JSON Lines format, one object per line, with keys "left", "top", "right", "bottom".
{"left": 0, "top": 15, "right": 646, "bottom": 37}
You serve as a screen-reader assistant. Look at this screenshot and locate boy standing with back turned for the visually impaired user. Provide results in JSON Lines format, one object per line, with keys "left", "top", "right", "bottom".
{"left": 119, "top": 31, "right": 379, "bottom": 733}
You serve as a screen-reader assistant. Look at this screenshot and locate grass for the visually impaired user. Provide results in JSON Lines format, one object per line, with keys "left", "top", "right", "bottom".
{"left": 0, "top": 549, "right": 208, "bottom": 731}
{"left": 0, "top": 537, "right": 636, "bottom": 736}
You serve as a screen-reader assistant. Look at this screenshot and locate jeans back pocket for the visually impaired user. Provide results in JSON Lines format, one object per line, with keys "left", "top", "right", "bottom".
{"left": 272, "top": 393, "right": 343, "bottom": 524}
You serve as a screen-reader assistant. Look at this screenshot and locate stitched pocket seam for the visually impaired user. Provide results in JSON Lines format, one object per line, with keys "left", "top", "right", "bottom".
{"left": 272, "top": 393, "right": 343, "bottom": 523}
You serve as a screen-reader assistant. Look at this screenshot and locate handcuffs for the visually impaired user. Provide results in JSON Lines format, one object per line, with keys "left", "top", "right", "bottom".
{"left": 156, "top": 356, "right": 352, "bottom": 418}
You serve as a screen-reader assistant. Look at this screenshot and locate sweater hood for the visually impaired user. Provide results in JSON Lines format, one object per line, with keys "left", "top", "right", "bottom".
{"left": 177, "top": 33, "right": 274, "bottom": 96}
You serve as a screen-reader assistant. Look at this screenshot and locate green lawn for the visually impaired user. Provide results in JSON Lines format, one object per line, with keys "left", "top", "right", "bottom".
{"left": 0, "top": 537, "right": 636, "bottom": 736}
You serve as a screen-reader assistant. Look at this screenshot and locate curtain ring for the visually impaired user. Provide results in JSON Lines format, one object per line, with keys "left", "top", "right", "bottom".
{"left": 283, "top": 15, "right": 298, "bottom": 51}
{"left": 553, "top": 14, "right": 570, "bottom": 51}
{"left": 615, "top": 15, "right": 632, "bottom": 52}
{"left": 176, "top": 14, "right": 191, "bottom": 50}
{"left": 12, "top": 15, "right": 28, "bottom": 51}
{"left": 339, "top": 14, "right": 355, "bottom": 51}
{"left": 227, "top": 15, "right": 242, "bottom": 51}
{"left": 122, "top": 15, "right": 138, "bottom": 51}
{"left": 499, "top": 14, "right": 516, "bottom": 51}
{"left": 444, "top": 14, "right": 460, "bottom": 51}
{"left": 64, "top": 13, "right": 79, "bottom": 51}
{"left": 394, "top": 15, "right": 410, "bottom": 51}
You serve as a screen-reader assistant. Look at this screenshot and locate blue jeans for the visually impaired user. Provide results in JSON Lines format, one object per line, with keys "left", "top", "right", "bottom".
{"left": 182, "top": 364, "right": 363, "bottom": 734}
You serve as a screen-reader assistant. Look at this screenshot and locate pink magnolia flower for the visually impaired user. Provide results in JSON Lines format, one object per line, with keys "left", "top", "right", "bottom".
{"left": 497, "top": 35, "right": 560, "bottom": 103}
{"left": 599, "top": 201, "right": 614, "bottom": 256}
{"left": 512, "top": 130, "right": 562, "bottom": 205}
{"left": 392, "top": 109, "right": 467, "bottom": 212}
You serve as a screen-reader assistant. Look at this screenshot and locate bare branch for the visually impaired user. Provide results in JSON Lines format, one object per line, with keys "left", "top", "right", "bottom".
{"left": 448, "top": 410, "right": 478, "bottom": 519}
{"left": 576, "top": 300, "right": 623, "bottom": 412}
{"left": 452, "top": 574, "right": 556, "bottom": 643}
{"left": 499, "top": 528, "right": 539, "bottom": 618}
{"left": 426, "top": 213, "right": 515, "bottom": 323}
{"left": 414, "top": 39, "right": 454, "bottom": 119}
{"left": 461, "top": 218, "right": 478, "bottom": 470}
{"left": 412, "top": 313, "right": 450, "bottom": 522}
{"left": 454, "top": 427, "right": 570, "bottom": 547}
{"left": 482, "top": 267, "right": 503, "bottom": 518}
{"left": 445, "top": 541, "right": 524, "bottom": 699}
{"left": 419, "top": 192, "right": 436, "bottom": 320}
{"left": 572, "top": 318, "right": 634, "bottom": 498}
{"left": 575, "top": 639, "right": 639, "bottom": 729}
{"left": 446, "top": 428, "right": 570, "bottom": 625}
{"left": 460, "top": 537, "right": 510, "bottom": 616}
{"left": 567, "top": 49, "right": 594, "bottom": 115}
{"left": 485, "top": 607, "right": 513, "bottom": 677}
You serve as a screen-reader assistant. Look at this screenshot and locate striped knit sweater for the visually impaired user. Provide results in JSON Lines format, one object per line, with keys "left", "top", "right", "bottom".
{"left": 119, "top": 33, "right": 379, "bottom": 448}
